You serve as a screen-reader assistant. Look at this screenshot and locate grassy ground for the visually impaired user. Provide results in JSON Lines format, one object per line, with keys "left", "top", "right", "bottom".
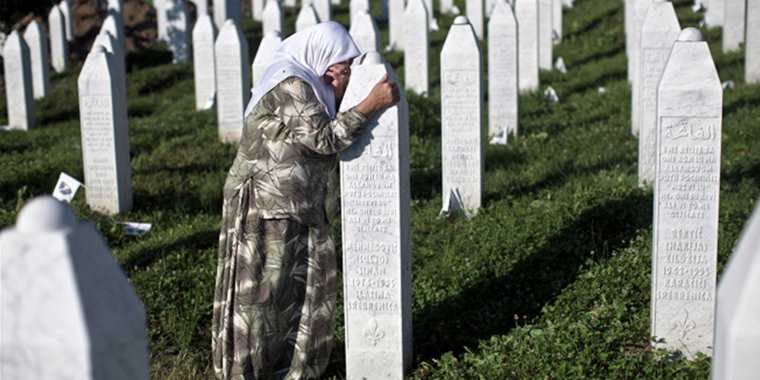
{"left": 1, "top": 0, "right": 758, "bottom": 378}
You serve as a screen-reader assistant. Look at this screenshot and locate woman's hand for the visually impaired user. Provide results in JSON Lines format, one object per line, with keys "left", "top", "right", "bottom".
{"left": 356, "top": 74, "right": 401, "bottom": 117}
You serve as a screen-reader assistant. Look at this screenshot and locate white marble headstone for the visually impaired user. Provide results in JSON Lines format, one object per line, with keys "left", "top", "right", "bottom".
{"left": 78, "top": 46, "right": 133, "bottom": 214}
{"left": 193, "top": 14, "right": 217, "bottom": 110}
{"left": 625, "top": 0, "right": 634, "bottom": 82}
{"left": 214, "top": 0, "right": 242, "bottom": 29}
{"left": 637, "top": 1, "right": 680, "bottom": 186}
{"left": 705, "top": 0, "right": 723, "bottom": 27}
{"left": 23, "top": 20, "right": 50, "bottom": 100}
{"left": 3, "top": 31, "right": 35, "bottom": 131}
{"left": 49, "top": 5, "right": 69, "bottom": 73}
{"left": 440, "top": 0, "right": 458, "bottom": 15}
{"left": 252, "top": 32, "right": 282, "bottom": 85}
{"left": 92, "top": 30, "right": 127, "bottom": 125}
{"left": 59, "top": 0, "right": 74, "bottom": 42}
{"left": 350, "top": 11, "right": 380, "bottom": 53}
{"left": 108, "top": 0, "right": 123, "bottom": 13}
{"left": 284, "top": 0, "right": 297, "bottom": 7}
{"left": 488, "top": 1, "right": 518, "bottom": 144}
{"left": 466, "top": 0, "right": 484, "bottom": 40}
{"left": 156, "top": 0, "right": 169, "bottom": 42}
{"left": 102, "top": 10, "right": 125, "bottom": 48}
{"left": 629, "top": 0, "right": 654, "bottom": 136}
{"left": 516, "top": 0, "right": 539, "bottom": 92}
{"left": 424, "top": 0, "right": 439, "bottom": 30}
{"left": 388, "top": 0, "right": 405, "bottom": 50}
{"left": 312, "top": 0, "right": 332, "bottom": 22}
{"left": 712, "top": 197, "right": 760, "bottom": 380}
{"left": 339, "top": 52, "right": 412, "bottom": 380}
{"left": 251, "top": 0, "right": 264, "bottom": 21}
{"left": 722, "top": 0, "right": 745, "bottom": 52}
{"left": 746, "top": 0, "right": 760, "bottom": 84}
{"left": 296, "top": 4, "right": 320, "bottom": 32}
{"left": 351, "top": 0, "right": 370, "bottom": 24}
{"left": 263, "top": 0, "right": 284, "bottom": 36}
{"left": 553, "top": 0, "right": 562, "bottom": 42}
{"left": 652, "top": 28, "right": 722, "bottom": 359}
{"left": 441, "top": 16, "right": 483, "bottom": 215}
{"left": 215, "top": 20, "right": 250, "bottom": 143}
{"left": 404, "top": 0, "right": 429, "bottom": 95}
{"left": 538, "top": 0, "right": 553, "bottom": 70}
{"left": 0, "top": 197, "right": 149, "bottom": 379}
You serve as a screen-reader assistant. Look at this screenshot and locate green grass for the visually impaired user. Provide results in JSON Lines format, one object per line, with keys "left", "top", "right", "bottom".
{"left": 1, "top": 0, "right": 759, "bottom": 378}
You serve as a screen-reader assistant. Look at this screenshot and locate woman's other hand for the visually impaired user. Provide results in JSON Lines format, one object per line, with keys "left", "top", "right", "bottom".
{"left": 356, "top": 74, "right": 400, "bottom": 117}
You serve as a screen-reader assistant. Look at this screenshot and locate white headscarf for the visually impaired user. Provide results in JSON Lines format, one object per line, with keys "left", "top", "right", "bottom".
{"left": 244, "top": 21, "right": 361, "bottom": 119}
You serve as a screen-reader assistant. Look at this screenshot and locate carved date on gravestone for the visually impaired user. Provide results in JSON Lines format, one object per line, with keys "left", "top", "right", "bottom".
{"left": 81, "top": 95, "right": 118, "bottom": 207}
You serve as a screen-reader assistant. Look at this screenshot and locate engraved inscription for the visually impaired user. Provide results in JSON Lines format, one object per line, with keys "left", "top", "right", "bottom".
{"left": 81, "top": 95, "right": 118, "bottom": 209}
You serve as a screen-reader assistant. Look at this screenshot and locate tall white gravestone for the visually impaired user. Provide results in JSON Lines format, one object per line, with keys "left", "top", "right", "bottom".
{"left": 722, "top": 0, "right": 745, "bottom": 52}
{"left": 625, "top": 0, "right": 633, "bottom": 81}
{"left": 440, "top": 0, "right": 458, "bottom": 15}
{"left": 59, "top": 0, "right": 74, "bottom": 42}
{"left": 313, "top": 0, "right": 332, "bottom": 22}
{"left": 284, "top": 0, "right": 296, "bottom": 8}
{"left": 538, "top": 0, "right": 553, "bottom": 70}
{"left": 92, "top": 31, "right": 127, "bottom": 127}
{"left": 156, "top": 0, "right": 169, "bottom": 42}
{"left": 339, "top": 52, "right": 412, "bottom": 380}
{"left": 0, "top": 197, "right": 149, "bottom": 379}
{"left": 712, "top": 197, "right": 760, "bottom": 380}
{"left": 488, "top": 1, "right": 519, "bottom": 144}
{"left": 263, "top": 0, "right": 284, "bottom": 36}
{"left": 351, "top": 0, "right": 370, "bottom": 23}
{"left": 404, "top": 0, "right": 429, "bottom": 95}
{"left": 637, "top": 1, "right": 680, "bottom": 186}
{"left": 78, "top": 46, "right": 132, "bottom": 214}
{"left": 705, "top": 0, "right": 723, "bottom": 27}
{"left": 23, "top": 20, "right": 51, "bottom": 100}
{"left": 49, "top": 5, "right": 69, "bottom": 73}
{"left": 652, "top": 28, "right": 722, "bottom": 359}
{"left": 441, "top": 16, "right": 484, "bottom": 215}
{"left": 388, "top": 0, "right": 405, "bottom": 50}
{"left": 629, "top": 0, "right": 654, "bottom": 136}
{"left": 516, "top": 0, "right": 539, "bottom": 92}
{"left": 215, "top": 20, "right": 250, "bottom": 143}
{"left": 214, "top": 0, "right": 242, "bottom": 29}
{"left": 466, "top": 0, "right": 484, "bottom": 40}
{"left": 296, "top": 4, "right": 320, "bottom": 32}
{"left": 350, "top": 11, "right": 380, "bottom": 53}
{"left": 553, "top": 0, "right": 562, "bottom": 42}
{"left": 746, "top": 0, "right": 760, "bottom": 84}
{"left": 252, "top": 32, "right": 282, "bottom": 85}
{"left": 103, "top": 10, "right": 126, "bottom": 48}
{"left": 193, "top": 14, "right": 217, "bottom": 110}
{"left": 3, "top": 31, "right": 35, "bottom": 131}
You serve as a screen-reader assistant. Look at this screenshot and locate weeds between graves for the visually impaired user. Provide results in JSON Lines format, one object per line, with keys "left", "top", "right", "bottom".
{"left": 2, "top": 0, "right": 760, "bottom": 378}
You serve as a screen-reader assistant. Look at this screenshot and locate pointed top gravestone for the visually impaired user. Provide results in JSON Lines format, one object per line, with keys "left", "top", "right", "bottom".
{"left": 712, "top": 197, "right": 760, "bottom": 380}
{"left": 3, "top": 31, "right": 35, "bottom": 131}
{"left": 263, "top": 0, "right": 284, "bottom": 36}
{"left": 652, "top": 28, "right": 722, "bottom": 359}
{"left": 538, "top": 0, "right": 553, "bottom": 70}
{"left": 23, "top": 20, "right": 50, "bottom": 100}
{"left": 404, "top": 0, "right": 429, "bottom": 95}
{"left": 746, "top": 0, "right": 760, "bottom": 83}
{"left": 637, "top": 0, "right": 680, "bottom": 186}
{"left": 339, "top": 51, "right": 412, "bottom": 380}
{"left": 108, "top": 0, "right": 123, "bottom": 13}
{"left": 0, "top": 196, "right": 149, "bottom": 379}
{"left": 92, "top": 30, "right": 127, "bottom": 122}
{"left": 553, "top": 0, "right": 562, "bottom": 42}
{"left": 49, "top": 4, "right": 69, "bottom": 73}
{"left": 251, "top": 0, "right": 263, "bottom": 21}
{"left": 516, "top": 0, "right": 539, "bottom": 92}
{"left": 102, "top": 11, "right": 125, "bottom": 47}
{"left": 440, "top": 16, "right": 483, "bottom": 215}
{"left": 78, "top": 46, "right": 133, "bottom": 214}
{"left": 350, "top": 0, "right": 370, "bottom": 25}
{"left": 296, "top": 4, "right": 320, "bottom": 32}
{"left": 215, "top": 20, "right": 250, "bottom": 143}
{"left": 350, "top": 11, "right": 380, "bottom": 53}
{"left": 312, "top": 0, "right": 332, "bottom": 22}
{"left": 193, "top": 14, "right": 217, "bottom": 110}
{"left": 629, "top": 0, "right": 654, "bottom": 136}
{"left": 466, "top": 0, "right": 484, "bottom": 39}
{"left": 59, "top": 0, "right": 73, "bottom": 41}
{"left": 156, "top": 0, "right": 169, "bottom": 42}
{"left": 705, "top": 0, "right": 724, "bottom": 27}
{"left": 252, "top": 31, "right": 282, "bottom": 85}
{"left": 488, "top": 1, "right": 519, "bottom": 144}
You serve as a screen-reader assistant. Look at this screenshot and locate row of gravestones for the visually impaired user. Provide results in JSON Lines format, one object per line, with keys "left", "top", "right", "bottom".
{"left": 2, "top": 46, "right": 759, "bottom": 378}
{"left": 624, "top": 0, "right": 760, "bottom": 377}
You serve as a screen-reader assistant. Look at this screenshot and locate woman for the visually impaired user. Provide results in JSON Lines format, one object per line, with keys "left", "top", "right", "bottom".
{"left": 212, "top": 22, "right": 399, "bottom": 380}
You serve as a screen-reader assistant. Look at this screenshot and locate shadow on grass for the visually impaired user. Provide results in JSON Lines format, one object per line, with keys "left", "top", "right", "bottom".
{"left": 410, "top": 190, "right": 653, "bottom": 363}
{"left": 563, "top": 5, "right": 621, "bottom": 40}
{"left": 122, "top": 227, "right": 218, "bottom": 275}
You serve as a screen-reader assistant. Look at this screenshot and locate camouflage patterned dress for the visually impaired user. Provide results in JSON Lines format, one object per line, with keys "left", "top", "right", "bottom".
{"left": 212, "top": 77, "right": 367, "bottom": 380}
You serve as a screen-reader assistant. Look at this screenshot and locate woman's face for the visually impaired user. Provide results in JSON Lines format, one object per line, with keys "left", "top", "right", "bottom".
{"left": 324, "top": 59, "right": 353, "bottom": 103}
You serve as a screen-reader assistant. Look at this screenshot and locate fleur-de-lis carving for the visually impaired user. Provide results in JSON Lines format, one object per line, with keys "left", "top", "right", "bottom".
{"left": 672, "top": 309, "right": 697, "bottom": 339}
{"left": 364, "top": 318, "right": 385, "bottom": 346}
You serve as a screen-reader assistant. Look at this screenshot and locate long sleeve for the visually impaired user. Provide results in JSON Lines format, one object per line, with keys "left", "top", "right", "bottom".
{"left": 275, "top": 78, "right": 368, "bottom": 155}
